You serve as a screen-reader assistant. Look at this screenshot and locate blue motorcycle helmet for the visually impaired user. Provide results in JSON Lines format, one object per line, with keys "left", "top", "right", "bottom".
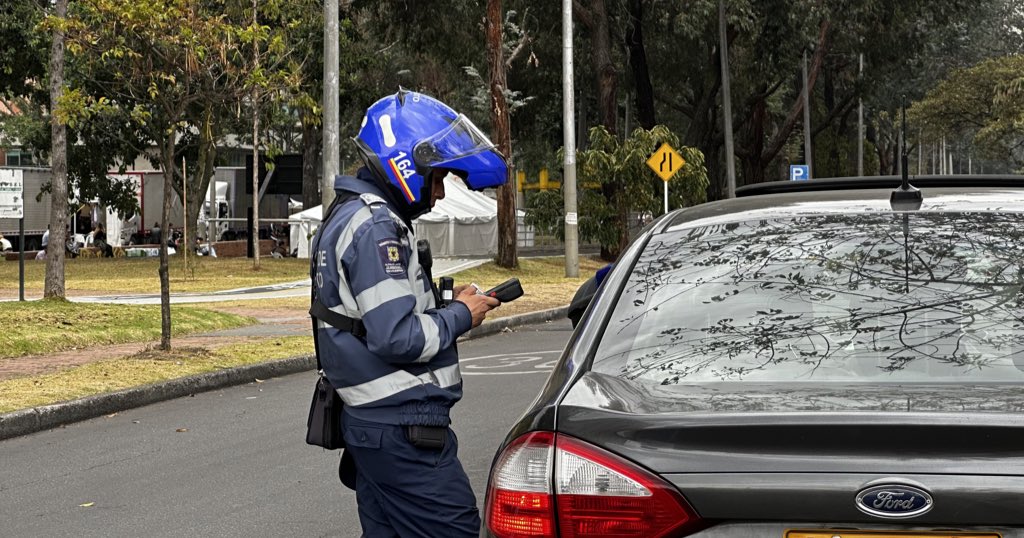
{"left": 353, "top": 89, "right": 509, "bottom": 219}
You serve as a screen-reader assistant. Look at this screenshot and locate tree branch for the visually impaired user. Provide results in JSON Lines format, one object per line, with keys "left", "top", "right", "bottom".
{"left": 654, "top": 93, "right": 694, "bottom": 118}
{"left": 811, "top": 91, "right": 857, "bottom": 139}
{"left": 506, "top": 8, "right": 531, "bottom": 69}
{"left": 573, "top": 0, "right": 594, "bottom": 29}
{"left": 761, "top": 19, "right": 831, "bottom": 166}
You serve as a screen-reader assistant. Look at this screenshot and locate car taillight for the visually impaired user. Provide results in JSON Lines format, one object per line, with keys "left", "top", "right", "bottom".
{"left": 486, "top": 432, "right": 703, "bottom": 538}
{"left": 486, "top": 431, "right": 556, "bottom": 537}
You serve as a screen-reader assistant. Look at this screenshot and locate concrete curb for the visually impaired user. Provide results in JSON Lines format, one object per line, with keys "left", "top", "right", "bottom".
{"left": 0, "top": 306, "right": 568, "bottom": 441}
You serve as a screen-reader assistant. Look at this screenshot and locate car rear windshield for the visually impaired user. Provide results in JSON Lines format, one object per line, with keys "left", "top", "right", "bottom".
{"left": 593, "top": 212, "right": 1024, "bottom": 384}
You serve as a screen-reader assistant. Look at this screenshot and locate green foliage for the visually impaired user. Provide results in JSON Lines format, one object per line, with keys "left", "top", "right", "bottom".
{"left": 532, "top": 125, "right": 708, "bottom": 252}
{"left": 0, "top": 0, "right": 47, "bottom": 99}
{"left": 578, "top": 126, "right": 707, "bottom": 240}
{"left": 910, "top": 55, "right": 1024, "bottom": 163}
{"left": 0, "top": 94, "right": 144, "bottom": 218}
{"left": 523, "top": 189, "right": 564, "bottom": 238}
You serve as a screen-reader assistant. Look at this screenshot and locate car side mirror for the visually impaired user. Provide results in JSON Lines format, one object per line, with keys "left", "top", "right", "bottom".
{"left": 567, "top": 276, "right": 599, "bottom": 329}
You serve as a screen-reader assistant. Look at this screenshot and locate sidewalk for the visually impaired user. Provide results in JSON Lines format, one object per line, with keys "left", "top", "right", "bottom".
{"left": 0, "top": 274, "right": 572, "bottom": 440}
{"left": 0, "top": 257, "right": 491, "bottom": 382}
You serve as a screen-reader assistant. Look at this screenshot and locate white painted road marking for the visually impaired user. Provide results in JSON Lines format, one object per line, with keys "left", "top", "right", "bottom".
{"left": 461, "top": 350, "right": 562, "bottom": 375}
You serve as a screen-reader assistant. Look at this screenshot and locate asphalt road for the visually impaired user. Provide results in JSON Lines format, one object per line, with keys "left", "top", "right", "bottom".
{"left": 0, "top": 319, "right": 573, "bottom": 538}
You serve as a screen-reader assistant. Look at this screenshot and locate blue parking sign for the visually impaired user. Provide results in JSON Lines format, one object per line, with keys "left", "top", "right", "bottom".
{"left": 790, "top": 165, "right": 810, "bottom": 181}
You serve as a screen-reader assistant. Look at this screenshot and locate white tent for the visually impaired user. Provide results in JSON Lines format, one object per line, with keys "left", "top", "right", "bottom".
{"left": 414, "top": 176, "right": 499, "bottom": 257}
{"left": 290, "top": 175, "right": 512, "bottom": 258}
{"left": 289, "top": 204, "right": 323, "bottom": 259}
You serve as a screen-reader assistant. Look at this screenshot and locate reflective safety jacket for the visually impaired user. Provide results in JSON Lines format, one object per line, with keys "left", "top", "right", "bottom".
{"left": 311, "top": 171, "right": 473, "bottom": 427}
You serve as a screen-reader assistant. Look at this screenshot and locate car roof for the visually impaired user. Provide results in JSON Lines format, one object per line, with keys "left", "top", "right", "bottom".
{"left": 663, "top": 176, "right": 1024, "bottom": 232}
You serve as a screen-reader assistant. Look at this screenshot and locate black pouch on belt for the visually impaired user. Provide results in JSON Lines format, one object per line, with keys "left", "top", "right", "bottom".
{"left": 404, "top": 425, "right": 448, "bottom": 450}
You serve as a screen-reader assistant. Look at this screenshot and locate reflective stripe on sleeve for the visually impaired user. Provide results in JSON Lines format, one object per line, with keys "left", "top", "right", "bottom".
{"left": 356, "top": 278, "right": 412, "bottom": 313}
{"left": 414, "top": 314, "right": 441, "bottom": 363}
{"left": 415, "top": 282, "right": 433, "bottom": 312}
{"left": 331, "top": 206, "right": 374, "bottom": 317}
{"left": 336, "top": 362, "right": 462, "bottom": 407}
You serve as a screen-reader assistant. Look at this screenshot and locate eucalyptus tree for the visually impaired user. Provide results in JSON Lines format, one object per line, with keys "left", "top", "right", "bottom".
{"left": 45, "top": 0, "right": 68, "bottom": 299}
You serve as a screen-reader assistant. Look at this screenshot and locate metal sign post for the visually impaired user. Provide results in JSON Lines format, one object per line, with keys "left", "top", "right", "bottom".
{"left": 0, "top": 169, "right": 25, "bottom": 299}
{"left": 19, "top": 217, "right": 24, "bottom": 301}
{"left": 646, "top": 143, "right": 686, "bottom": 215}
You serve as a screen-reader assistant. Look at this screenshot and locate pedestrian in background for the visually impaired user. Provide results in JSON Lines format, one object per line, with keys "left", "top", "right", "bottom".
{"left": 150, "top": 222, "right": 161, "bottom": 246}
{"left": 310, "top": 90, "right": 508, "bottom": 537}
{"left": 92, "top": 224, "right": 113, "bottom": 257}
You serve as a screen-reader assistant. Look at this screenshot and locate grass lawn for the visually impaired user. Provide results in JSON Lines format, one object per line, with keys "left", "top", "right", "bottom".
{"left": 0, "top": 336, "right": 312, "bottom": 413}
{"left": 450, "top": 256, "right": 607, "bottom": 318}
{"left": 0, "top": 301, "right": 254, "bottom": 359}
{"left": 0, "top": 256, "right": 309, "bottom": 295}
{"left": 0, "top": 255, "right": 605, "bottom": 414}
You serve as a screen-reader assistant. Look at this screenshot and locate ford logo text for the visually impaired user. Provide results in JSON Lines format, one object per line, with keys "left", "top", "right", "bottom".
{"left": 855, "top": 484, "right": 933, "bottom": 519}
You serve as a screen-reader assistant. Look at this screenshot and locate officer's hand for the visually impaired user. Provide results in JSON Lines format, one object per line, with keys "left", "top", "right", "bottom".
{"left": 453, "top": 284, "right": 472, "bottom": 297}
{"left": 455, "top": 288, "right": 500, "bottom": 328}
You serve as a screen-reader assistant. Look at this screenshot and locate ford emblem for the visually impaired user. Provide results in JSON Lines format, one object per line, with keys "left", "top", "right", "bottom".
{"left": 855, "top": 484, "right": 933, "bottom": 519}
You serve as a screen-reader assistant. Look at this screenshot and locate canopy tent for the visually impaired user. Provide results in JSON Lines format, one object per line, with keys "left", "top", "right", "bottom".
{"left": 289, "top": 204, "right": 323, "bottom": 259}
{"left": 414, "top": 176, "right": 499, "bottom": 257}
{"left": 290, "top": 175, "right": 521, "bottom": 258}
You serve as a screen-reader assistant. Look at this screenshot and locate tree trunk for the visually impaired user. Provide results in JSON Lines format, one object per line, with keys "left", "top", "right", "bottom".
{"left": 589, "top": 0, "right": 626, "bottom": 256}
{"left": 738, "top": 85, "right": 769, "bottom": 185}
{"left": 487, "top": 0, "right": 517, "bottom": 269}
{"left": 626, "top": 0, "right": 655, "bottom": 131}
{"left": 174, "top": 105, "right": 217, "bottom": 251}
{"left": 683, "top": 41, "right": 724, "bottom": 199}
{"left": 302, "top": 116, "right": 321, "bottom": 210}
{"left": 44, "top": 0, "right": 68, "bottom": 300}
{"left": 159, "top": 134, "right": 174, "bottom": 351}
{"left": 195, "top": 109, "right": 217, "bottom": 245}
{"left": 251, "top": 0, "right": 261, "bottom": 270}
{"left": 589, "top": 0, "right": 618, "bottom": 135}
{"left": 756, "top": 20, "right": 831, "bottom": 180}
{"left": 252, "top": 94, "right": 261, "bottom": 269}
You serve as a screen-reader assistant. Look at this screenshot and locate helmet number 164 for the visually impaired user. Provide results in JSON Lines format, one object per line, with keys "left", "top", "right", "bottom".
{"left": 393, "top": 152, "right": 415, "bottom": 179}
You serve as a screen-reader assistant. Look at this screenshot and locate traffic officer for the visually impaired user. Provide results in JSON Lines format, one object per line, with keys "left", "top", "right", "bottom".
{"left": 311, "top": 90, "right": 506, "bottom": 537}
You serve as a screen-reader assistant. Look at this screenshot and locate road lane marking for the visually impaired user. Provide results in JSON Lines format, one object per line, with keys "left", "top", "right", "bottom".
{"left": 461, "top": 350, "right": 562, "bottom": 375}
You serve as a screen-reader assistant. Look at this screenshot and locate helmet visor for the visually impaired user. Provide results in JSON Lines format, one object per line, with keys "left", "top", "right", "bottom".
{"left": 413, "top": 114, "right": 496, "bottom": 168}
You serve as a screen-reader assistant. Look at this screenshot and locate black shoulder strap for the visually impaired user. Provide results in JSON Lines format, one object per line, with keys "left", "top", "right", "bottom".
{"left": 310, "top": 192, "right": 365, "bottom": 371}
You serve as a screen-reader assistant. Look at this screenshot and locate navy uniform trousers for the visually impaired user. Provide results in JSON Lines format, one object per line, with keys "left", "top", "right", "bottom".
{"left": 341, "top": 413, "right": 481, "bottom": 538}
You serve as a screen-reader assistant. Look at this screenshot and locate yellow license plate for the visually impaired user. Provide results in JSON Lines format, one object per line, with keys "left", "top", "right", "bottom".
{"left": 786, "top": 528, "right": 995, "bottom": 532}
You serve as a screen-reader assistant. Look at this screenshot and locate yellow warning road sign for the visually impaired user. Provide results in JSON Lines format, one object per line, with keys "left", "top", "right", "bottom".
{"left": 646, "top": 143, "right": 685, "bottom": 182}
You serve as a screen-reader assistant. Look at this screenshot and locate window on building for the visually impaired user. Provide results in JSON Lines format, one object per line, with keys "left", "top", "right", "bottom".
{"left": 5, "top": 149, "right": 35, "bottom": 166}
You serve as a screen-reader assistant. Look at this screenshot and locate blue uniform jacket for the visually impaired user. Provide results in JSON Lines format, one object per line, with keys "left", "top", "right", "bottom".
{"left": 311, "top": 171, "right": 474, "bottom": 427}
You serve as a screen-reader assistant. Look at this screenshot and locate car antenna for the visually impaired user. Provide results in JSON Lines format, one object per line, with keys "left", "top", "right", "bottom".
{"left": 890, "top": 95, "right": 923, "bottom": 211}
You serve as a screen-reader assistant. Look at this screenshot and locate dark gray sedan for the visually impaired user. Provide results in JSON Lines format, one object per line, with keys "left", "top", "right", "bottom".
{"left": 483, "top": 178, "right": 1024, "bottom": 538}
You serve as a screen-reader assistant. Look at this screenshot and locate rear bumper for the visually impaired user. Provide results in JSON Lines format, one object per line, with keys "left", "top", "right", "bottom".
{"left": 690, "top": 523, "right": 1024, "bottom": 537}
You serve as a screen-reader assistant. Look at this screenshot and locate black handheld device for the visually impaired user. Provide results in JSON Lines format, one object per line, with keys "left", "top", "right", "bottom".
{"left": 439, "top": 276, "right": 454, "bottom": 306}
{"left": 482, "top": 278, "right": 524, "bottom": 302}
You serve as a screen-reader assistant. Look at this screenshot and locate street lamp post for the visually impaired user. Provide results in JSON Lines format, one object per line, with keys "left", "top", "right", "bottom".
{"left": 562, "top": 0, "right": 579, "bottom": 278}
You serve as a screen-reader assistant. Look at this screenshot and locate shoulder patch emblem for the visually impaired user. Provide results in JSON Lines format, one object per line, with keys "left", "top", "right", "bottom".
{"left": 360, "top": 193, "right": 387, "bottom": 207}
{"left": 377, "top": 239, "right": 407, "bottom": 278}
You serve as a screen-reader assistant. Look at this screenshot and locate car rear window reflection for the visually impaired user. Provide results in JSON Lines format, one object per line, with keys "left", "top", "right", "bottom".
{"left": 594, "top": 212, "right": 1024, "bottom": 384}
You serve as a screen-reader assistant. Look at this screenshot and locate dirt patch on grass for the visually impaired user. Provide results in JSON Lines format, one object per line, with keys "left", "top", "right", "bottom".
{"left": 0, "top": 335, "right": 253, "bottom": 382}
{"left": 206, "top": 305, "right": 307, "bottom": 321}
{"left": 126, "top": 346, "right": 212, "bottom": 362}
